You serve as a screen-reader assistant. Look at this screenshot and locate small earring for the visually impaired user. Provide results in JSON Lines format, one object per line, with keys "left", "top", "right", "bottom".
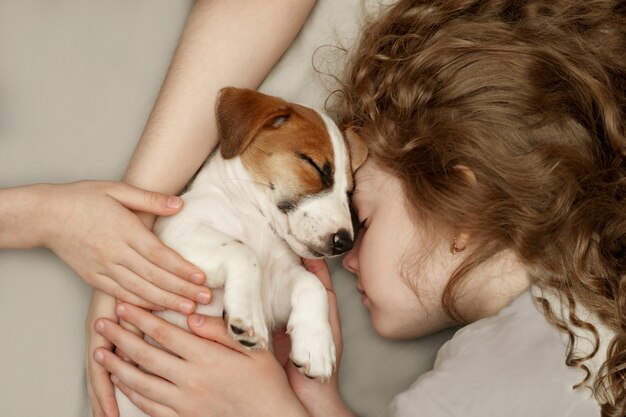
{"left": 450, "top": 236, "right": 466, "bottom": 254}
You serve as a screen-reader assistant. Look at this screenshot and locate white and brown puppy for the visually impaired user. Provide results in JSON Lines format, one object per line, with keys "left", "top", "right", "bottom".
{"left": 115, "top": 87, "right": 367, "bottom": 417}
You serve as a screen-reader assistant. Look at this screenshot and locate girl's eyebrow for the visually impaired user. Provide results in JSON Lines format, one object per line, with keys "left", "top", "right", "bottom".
{"left": 353, "top": 172, "right": 375, "bottom": 196}
{"left": 351, "top": 183, "right": 365, "bottom": 199}
{"left": 351, "top": 182, "right": 374, "bottom": 210}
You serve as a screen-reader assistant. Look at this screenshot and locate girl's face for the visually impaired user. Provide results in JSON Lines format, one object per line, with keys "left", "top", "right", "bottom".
{"left": 342, "top": 158, "right": 460, "bottom": 339}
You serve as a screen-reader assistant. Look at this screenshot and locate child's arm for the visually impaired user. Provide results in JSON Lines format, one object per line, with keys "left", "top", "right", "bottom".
{"left": 86, "top": 1, "right": 317, "bottom": 416}
{"left": 122, "top": 0, "right": 316, "bottom": 197}
{"left": 0, "top": 181, "right": 207, "bottom": 309}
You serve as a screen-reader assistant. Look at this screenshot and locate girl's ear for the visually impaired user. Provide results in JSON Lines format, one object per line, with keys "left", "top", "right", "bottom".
{"left": 450, "top": 165, "right": 477, "bottom": 253}
{"left": 344, "top": 127, "right": 369, "bottom": 172}
{"left": 216, "top": 87, "right": 292, "bottom": 159}
{"left": 451, "top": 231, "right": 471, "bottom": 254}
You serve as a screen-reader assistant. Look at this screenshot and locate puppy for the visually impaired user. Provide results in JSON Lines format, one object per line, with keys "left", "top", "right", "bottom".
{"left": 115, "top": 87, "right": 367, "bottom": 417}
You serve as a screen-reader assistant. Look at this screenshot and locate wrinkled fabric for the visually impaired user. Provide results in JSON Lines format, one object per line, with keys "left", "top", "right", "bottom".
{"left": 386, "top": 289, "right": 609, "bottom": 417}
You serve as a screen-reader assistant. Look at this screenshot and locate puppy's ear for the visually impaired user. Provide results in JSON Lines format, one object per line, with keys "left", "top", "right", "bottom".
{"left": 344, "top": 127, "right": 369, "bottom": 172}
{"left": 216, "top": 87, "right": 292, "bottom": 159}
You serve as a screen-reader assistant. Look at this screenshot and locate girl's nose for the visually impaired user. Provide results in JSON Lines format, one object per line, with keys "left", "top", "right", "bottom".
{"left": 342, "top": 235, "right": 360, "bottom": 274}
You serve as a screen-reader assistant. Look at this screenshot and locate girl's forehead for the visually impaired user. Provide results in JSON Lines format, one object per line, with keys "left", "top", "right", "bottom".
{"left": 354, "top": 158, "right": 380, "bottom": 185}
{"left": 354, "top": 158, "right": 399, "bottom": 198}
{"left": 353, "top": 162, "right": 407, "bottom": 223}
{"left": 353, "top": 160, "right": 378, "bottom": 204}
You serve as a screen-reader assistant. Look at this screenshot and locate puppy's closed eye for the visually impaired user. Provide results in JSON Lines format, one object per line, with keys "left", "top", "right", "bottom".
{"left": 295, "top": 152, "right": 333, "bottom": 188}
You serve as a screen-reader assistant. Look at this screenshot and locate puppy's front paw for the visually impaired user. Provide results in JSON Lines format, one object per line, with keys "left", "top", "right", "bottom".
{"left": 288, "top": 321, "right": 336, "bottom": 382}
{"left": 223, "top": 299, "right": 268, "bottom": 350}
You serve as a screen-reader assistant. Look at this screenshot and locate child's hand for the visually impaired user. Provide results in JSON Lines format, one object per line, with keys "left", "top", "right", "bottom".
{"left": 92, "top": 302, "right": 310, "bottom": 417}
{"left": 40, "top": 181, "right": 210, "bottom": 312}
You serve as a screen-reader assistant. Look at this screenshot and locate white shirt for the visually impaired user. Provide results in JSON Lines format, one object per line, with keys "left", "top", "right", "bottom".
{"left": 386, "top": 289, "right": 612, "bottom": 417}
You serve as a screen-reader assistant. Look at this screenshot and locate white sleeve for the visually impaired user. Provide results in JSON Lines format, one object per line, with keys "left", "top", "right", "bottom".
{"left": 385, "top": 292, "right": 600, "bottom": 417}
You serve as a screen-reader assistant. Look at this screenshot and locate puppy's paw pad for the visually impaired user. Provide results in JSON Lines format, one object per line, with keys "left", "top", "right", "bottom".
{"left": 225, "top": 315, "right": 268, "bottom": 350}
{"left": 230, "top": 324, "right": 245, "bottom": 335}
{"left": 239, "top": 339, "right": 257, "bottom": 348}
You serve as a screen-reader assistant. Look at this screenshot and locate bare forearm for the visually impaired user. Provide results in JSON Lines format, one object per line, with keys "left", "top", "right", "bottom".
{"left": 0, "top": 184, "right": 49, "bottom": 248}
{"left": 123, "top": 0, "right": 317, "bottom": 197}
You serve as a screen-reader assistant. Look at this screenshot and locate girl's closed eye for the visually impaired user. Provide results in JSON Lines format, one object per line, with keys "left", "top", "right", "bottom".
{"left": 358, "top": 218, "right": 368, "bottom": 233}
{"left": 349, "top": 202, "right": 365, "bottom": 235}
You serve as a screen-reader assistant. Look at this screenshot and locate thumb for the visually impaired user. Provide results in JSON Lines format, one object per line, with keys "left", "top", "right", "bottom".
{"left": 187, "top": 314, "right": 250, "bottom": 353}
{"left": 109, "top": 183, "right": 183, "bottom": 216}
{"left": 302, "top": 258, "right": 333, "bottom": 291}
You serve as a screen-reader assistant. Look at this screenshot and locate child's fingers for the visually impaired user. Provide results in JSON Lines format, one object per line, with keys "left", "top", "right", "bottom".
{"left": 93, "top": 346, "right": 176, "bottom": 408}
{"left": 124, "top": 249, "right": 211, "bottom": 305}
{"left": 87, "top": 340, "right": 119, "bottom": 417}
{"left": 115, "top": 348, "right": 132, "bottom": 364}
{"left": 131, "top": 234, "right": 206, "bottom": 286}
{"left": 95, "top": 315, "right": 184, "bottom": 380}
{"left": 92, "top": 273, "right": 161, "bottom": 310}
{"left": 91, "top": 368, "right": 119, "bottom": 417}
{"left": 114, "top": 304, "right": 238, "bottom": 360}
{"left": 187, "top": 314, "right": 251, "bottom": 354}
{"left": 89, "top": 368, "right": 119, "bottom": 417}
{"left": 110, "top": 264, "right": 196, "bottom": 315}
{"left": 118, "top": 318, "right": 143, "bottom": 364}
{"left": 85, "top": 291, "right": 120, "bottom": 417}
{"left": 113, "top": 378, "right": 177, "bottom": 417}
{"left": 107, "top": 182, "right": 183, "bottom": 216}
{"left": 86, "top": 377, "right": 107, "bottom": 417}
{"left": 302, "top": 258, "right": 333, "bottom": 290}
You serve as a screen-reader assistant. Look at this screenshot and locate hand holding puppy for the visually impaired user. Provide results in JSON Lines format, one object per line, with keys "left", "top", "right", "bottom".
{"left": 93, "top": 259, "right": 355, "bottom": 417}
{"left": 93, "top": 302, "right": 310, "bottom": 417}
{"left": 0, "top": 180, "right": 210, "bottom": 311}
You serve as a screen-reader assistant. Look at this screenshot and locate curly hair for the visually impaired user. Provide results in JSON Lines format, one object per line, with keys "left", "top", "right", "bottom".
{"left": 332, "top": 0, "right": 626, "bottom": 414}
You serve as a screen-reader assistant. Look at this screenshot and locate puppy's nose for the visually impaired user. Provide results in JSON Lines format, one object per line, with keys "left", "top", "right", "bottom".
{"left": 332, "top": 229, "right": 353, "bottom": 255}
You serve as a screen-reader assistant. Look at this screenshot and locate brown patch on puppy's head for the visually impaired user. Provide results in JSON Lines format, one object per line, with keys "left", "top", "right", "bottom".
{"left": 216, "top": 87, "right": 335, "bottom": 209}
{"left": 217, "top": 87, "right": 292, "bottom": 158}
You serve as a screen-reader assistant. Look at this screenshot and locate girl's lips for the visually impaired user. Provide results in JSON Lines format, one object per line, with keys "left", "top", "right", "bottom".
{"left": 356, "top": 283, "right": 368, "bottom": 303}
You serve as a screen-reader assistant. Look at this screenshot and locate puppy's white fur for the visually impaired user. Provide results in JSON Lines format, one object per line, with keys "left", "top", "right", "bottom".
{"left": 115, "top": 89, "right": 367, "bottom": 417}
